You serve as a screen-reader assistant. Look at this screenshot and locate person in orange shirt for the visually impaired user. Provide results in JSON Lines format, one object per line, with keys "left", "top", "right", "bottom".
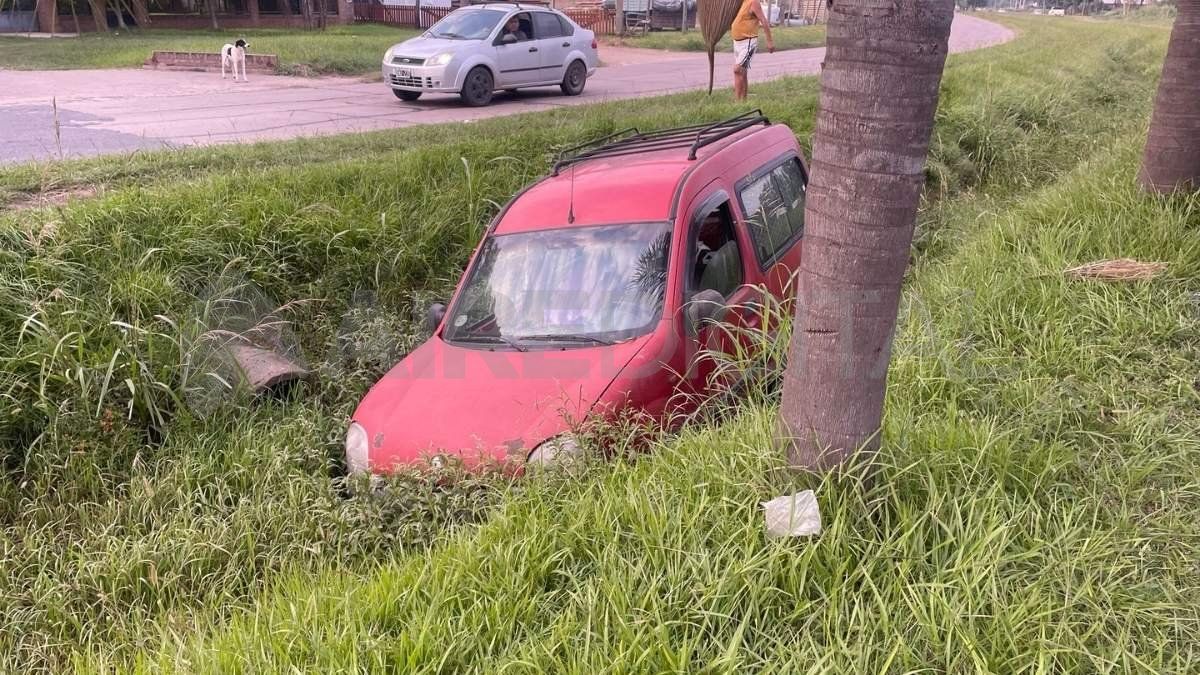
{"left": 730, "top": 0, "right": 775, "bottom": 101}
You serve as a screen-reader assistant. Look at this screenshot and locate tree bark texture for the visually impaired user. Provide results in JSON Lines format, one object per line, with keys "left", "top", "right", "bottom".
{"left": 778, "top": 0, "right": 955, "bottom": 471}
{"left": 87, "top": 0, "right": 109, "bottom": 32}
{"left": 129, "top": 0, "right": 150, "bottom": 26}
{"left": 1138, "top": 0, "right": 1200, "bottom": 194}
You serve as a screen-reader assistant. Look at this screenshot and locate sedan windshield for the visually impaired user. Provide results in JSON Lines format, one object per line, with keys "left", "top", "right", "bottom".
{"left": 427, "top": 8, "right": 505, "bottom": 40}
{"left": 444, "top": 222, "right": 672, "bottom": 347}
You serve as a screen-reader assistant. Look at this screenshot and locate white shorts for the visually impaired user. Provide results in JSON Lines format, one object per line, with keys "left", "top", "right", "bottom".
{"left": 733, "top": 37, "right": 758, "bottom": 70}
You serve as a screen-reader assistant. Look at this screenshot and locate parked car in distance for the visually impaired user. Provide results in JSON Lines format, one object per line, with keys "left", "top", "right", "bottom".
{"left": 381, "top": 3, "right": 599, "bottom": 106}
{"left": 1048, "top": 7, "right": 1066, "bottom": 15}
{"left": 346, "top": 111, "right": 809, "bottom": 475}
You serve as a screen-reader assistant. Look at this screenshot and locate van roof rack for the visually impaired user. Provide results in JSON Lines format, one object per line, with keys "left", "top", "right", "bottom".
{"left": 551, "top": 109, "right": 770, "bottom": 175}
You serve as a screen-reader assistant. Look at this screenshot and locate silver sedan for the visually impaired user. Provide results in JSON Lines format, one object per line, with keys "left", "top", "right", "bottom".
{"left": 382, "top": 4, "right": 600, "bottom": 107}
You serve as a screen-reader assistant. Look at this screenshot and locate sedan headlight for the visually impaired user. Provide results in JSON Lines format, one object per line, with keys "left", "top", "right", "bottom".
{"left": 345, "top": 422, "right": 369, "bottom": 475}
{"left": 527, "top": 434, "right": 583, "bottom": 468}
{"left": 426, "top": 52, "right": 454, "bottom": 67}
{"left": 384, "top": 46, "right": 396, "bottom": 62}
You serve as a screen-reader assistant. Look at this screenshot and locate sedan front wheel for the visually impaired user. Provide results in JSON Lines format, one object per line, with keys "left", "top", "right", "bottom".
{"left": 461, "top": 66, "right": 495, "bottom": 107}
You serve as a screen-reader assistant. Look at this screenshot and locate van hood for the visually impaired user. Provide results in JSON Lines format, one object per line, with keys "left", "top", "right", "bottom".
{"left": 351, "top": 335, "right": 651, "bottom": 471}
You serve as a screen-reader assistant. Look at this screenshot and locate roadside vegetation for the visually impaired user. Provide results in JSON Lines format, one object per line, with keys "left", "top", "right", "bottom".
{"left": 1099, "top": 3, "right": 1179, "bottom": 21}
{"left": 603, "top": 23, "right": 824, "bottom": 52}
{"left": 1, "top": 15, "right": 1195, "bottom": 672}
{"left": 0, "top": 24, "right": 417, "bottom": 75}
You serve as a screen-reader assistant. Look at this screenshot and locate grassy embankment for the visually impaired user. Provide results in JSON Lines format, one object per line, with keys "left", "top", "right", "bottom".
{"left": 1, "top": 15, "right": 1195, "bottom": 672}
{"left": 0, "top": 24, "right": 417, "bottom": 75}
{"left": 603, "top": 23, "right": 824, "bottom": 52}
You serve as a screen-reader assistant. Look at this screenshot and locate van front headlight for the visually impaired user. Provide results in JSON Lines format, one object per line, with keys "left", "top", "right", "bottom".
{"left": 345, "top": 422, "right": 369, "bottom": 475}
{"left": 527, "top": 434, "right": 583, "bottom": 468}
{"left": 426, "top": 52, "right": 454, "bottom": 67}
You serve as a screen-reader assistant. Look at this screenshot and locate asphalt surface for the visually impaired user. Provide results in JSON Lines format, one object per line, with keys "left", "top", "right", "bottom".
{"left": 0, "top": 14, "right": 1012, "bottom": 165}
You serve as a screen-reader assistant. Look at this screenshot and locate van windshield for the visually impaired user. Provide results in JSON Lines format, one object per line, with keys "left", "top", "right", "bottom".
{"left": 444, "top": 222, "right": 672, "bottom": 348}
{"left": 427, "top": 8, "right": 505, "bottom": 40}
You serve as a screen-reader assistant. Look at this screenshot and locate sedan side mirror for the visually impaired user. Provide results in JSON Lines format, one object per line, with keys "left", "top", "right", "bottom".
{"left": 500, "top": 33, "right": 517, "bottom": 45}
{"left": 686, "top": 289, "right": 727, "bottom": 332}
{"left": 425, "top": 302, "right": 447, "bottom": 332}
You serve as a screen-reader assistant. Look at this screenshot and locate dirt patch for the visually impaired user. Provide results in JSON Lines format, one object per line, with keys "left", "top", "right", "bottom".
{"left": 3, "top": 185, "right": 98, "bottom": 211}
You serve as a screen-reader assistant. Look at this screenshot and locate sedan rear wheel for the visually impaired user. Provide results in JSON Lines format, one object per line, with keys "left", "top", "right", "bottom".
{"left": 560, "top": 60, "right": 586, "bottom": 96}
{"left": 461, "top": 66, "right": 494, "bottom": 107}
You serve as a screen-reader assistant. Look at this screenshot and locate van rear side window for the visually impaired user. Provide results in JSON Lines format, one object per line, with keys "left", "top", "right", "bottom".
{"left": 739, "top": 157, "right": 806, "bottom": 266}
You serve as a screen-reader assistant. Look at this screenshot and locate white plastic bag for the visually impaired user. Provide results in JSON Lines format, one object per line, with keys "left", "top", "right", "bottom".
{"left": 762, "top": 490, "right": 822, "bottom": 539}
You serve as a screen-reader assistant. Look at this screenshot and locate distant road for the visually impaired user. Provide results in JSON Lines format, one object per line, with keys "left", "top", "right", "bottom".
{"left": 0, "top": 14, "right": 1012, "bottom": 165}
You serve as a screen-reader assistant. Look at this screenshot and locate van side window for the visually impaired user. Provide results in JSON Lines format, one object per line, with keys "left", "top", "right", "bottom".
{"left": 739, "top": 157, "right": 807, "bottom": 265}
{"left": 690, "top": 201, "right": 744, "bottom": 298}
{"left": 771, "top": 158, "right": 806, "bottom": 235}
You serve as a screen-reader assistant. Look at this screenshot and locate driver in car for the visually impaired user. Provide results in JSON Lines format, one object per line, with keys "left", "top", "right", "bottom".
{"left": 501, "top": 16, "right": 528, "bottom": 41}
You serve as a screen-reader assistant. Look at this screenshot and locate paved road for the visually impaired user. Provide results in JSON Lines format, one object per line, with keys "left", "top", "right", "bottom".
{"left": 0, "top": 14, "right": 1011, "bottom": 165}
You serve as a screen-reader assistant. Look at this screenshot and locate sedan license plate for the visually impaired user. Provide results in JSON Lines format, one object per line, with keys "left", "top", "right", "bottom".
{"left": 396, "top": 68, "right": 412, "bottom": 78}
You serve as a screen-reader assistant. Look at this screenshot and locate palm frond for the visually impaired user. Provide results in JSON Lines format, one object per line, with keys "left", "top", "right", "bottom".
{"left": 697, "top": 0, "right": 743, "bottom": 93}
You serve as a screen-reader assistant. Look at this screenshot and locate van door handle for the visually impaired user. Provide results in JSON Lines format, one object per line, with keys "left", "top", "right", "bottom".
{"left": 562, "top": 41, "right": 570, "bottom": 47}
{"left": 528, "top": 46, "right": 539, "bottom": 52}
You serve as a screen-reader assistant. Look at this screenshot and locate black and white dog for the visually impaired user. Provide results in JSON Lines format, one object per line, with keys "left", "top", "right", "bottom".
{"left": 221, "top": 39, "right": 249, "bottom": 82}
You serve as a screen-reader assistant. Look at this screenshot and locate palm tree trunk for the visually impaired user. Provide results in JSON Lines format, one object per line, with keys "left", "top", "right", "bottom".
{"left": 206, "top": 0, "right": 218, "bottom": 29}
{"left": 70, "top": 0, "right": 82, "bottom": 34}
{"left": 778, "top": 0, "right": 955, "bottom": 472}
{"left": 1138, "top": 0, "right": 1199, "bottom": 194}
{"left": 248, "top": 0, "right": 259, "bottom": 25}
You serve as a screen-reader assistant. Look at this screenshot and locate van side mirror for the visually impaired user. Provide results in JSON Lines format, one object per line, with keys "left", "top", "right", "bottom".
{"left": 686, "top": 289, "right": 727, "bottom": 332}
{"left": 425, "top": 302, "right": 447, "bottom": 332}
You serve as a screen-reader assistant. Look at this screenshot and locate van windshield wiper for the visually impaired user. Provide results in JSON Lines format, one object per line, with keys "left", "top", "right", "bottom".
{"left": 515, "top": 333, "right": 615, "bottom": 346}
{"left": 450, "top": 334, "right": 528, "bottom": 352}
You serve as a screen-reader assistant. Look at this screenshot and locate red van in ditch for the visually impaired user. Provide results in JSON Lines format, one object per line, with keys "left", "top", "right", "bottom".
{"left": 346, "top": 110, "right": 808, "bottom": 473}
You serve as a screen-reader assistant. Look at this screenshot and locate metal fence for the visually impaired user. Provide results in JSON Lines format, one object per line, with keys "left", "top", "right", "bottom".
{"left": 353, "top": 1, "right": 616, "bottom": 33}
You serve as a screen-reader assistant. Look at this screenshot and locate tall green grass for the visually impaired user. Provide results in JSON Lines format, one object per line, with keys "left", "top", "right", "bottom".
{"left": 145, "top": 107, "right": 1200, "bottom": 675}
{"left": 0, "top": 15, "right": 1189, "bottom": 671}
{"left": 603, "top": 24, "right": 825, "bottom": 52}
{"left": 0, "top": 24, "right": 418, "bottom": 75}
